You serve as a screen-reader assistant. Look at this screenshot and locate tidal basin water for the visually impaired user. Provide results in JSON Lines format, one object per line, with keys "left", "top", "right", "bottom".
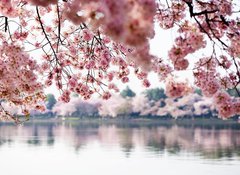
{"left": 0, "top": 121, "right": 240, "bottom": 175}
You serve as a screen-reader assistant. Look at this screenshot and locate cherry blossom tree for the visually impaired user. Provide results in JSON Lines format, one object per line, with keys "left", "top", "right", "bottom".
{"left": 0, "top": 0, "right": 240, "bottom": 122}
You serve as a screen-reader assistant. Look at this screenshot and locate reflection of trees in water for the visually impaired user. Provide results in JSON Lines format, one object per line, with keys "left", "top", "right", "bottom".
{"left": 27, "top": 125, "right": 41, "bottom": 145}
{"left": 26, "top": 124, "right": 56, "bottom": 146}
{"left": 0, "top": 122, "right": 240, "bottom": 159}
{"left": 47, "top": 124, "right": 54, "bottom": 145}
{"left": 200, "top": 148, "right": 237, "bottom": 159}
{"left": 0, "top": 123, "right": 57, "bottom": 146}
{"left": 0, "top": 138, "right": 12, "bottom": 146}
{"left": 119, "top": 128, "right": 134, "bottom": 157}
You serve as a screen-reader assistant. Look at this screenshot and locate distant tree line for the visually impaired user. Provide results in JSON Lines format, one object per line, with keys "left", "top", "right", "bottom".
{"left": 32, "top": 86, "right": 239, "bottom": 120}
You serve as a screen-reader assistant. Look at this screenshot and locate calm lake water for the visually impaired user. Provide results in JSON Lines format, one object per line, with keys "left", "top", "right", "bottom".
{"left": 0, "top": 120, "right": 240, "bottom": 175}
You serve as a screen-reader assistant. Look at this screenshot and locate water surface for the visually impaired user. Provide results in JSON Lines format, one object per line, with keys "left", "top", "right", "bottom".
{"left": 0, "top": 121, "right": 240, "bottom": 175}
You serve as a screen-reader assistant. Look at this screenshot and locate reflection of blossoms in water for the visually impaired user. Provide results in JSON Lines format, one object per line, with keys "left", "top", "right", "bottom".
{"left": 0, "top": 123, "right": 240, "bottom": 159}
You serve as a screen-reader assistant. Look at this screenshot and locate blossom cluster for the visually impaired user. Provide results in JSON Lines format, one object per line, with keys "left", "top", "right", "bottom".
{"left": 156, "top": 1, "right": 186, "bottom": 29}
{"left": 194, "top": 56, "right": 239, "bottom": 118}
{"left": 165, "top": 78, "right": 192, "bottom": 98}
{"left": 168, "top": 22, "right": 206, "bottom": 70}
{"left": 213, "top": 91, "right": 240, "bottom": 119}
{"left": 0, "top": 41, "right": 45, "bottom": 122}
